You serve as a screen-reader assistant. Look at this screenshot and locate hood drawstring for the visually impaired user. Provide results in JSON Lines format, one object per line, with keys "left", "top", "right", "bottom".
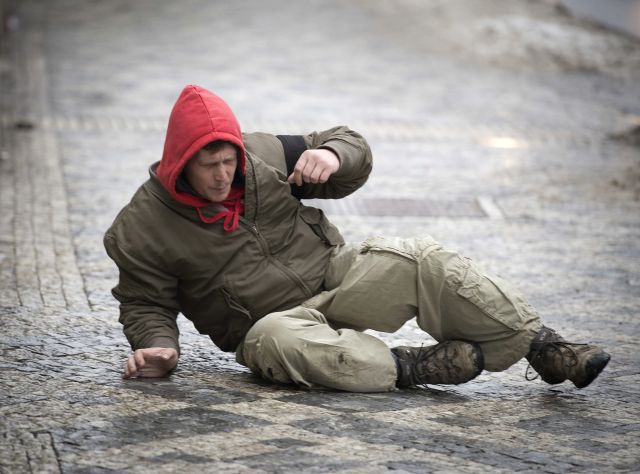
{"left": 195, "top": 187, "right": 245, "bottom": 232}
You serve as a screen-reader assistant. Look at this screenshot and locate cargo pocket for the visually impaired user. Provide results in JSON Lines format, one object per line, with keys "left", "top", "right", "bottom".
{"left": 453, "top": 259, "right": 525, "bottom": 331}
{"left": 359, "top": 237, "right": 418, "bottom": 262}
{"left": 359, "top": 236, "right": 442, "bottom": 262}
{"left": 299, "top": 205, "right": 345, "bottom": 246}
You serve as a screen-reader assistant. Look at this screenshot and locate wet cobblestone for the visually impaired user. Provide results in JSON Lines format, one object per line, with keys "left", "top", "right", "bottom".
{"left": 1, "top": 0, "right": 639, "bottom": 472}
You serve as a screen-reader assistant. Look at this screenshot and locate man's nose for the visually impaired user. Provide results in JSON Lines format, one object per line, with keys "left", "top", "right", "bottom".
{"left": 213, "top": 165, "right": 226, "bottom": 181}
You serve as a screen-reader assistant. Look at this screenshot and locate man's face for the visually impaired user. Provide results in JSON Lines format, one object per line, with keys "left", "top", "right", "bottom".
{"left": 183, "top": 143, "right": 238, "bottom": 203}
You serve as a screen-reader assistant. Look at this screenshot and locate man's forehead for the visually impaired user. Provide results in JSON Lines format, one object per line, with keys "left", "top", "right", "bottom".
{"left": 196, "top": 144, "right": 237, "bottom": 162}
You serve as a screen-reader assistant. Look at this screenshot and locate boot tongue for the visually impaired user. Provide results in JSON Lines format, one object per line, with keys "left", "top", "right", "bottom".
{"left": 529, "top": 326, "right": 565, "bottom": 352}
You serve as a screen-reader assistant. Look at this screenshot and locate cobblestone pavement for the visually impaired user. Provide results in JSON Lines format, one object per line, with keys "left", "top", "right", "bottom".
{"left": 1, "top": 0, "right": 640, "bottom": 472}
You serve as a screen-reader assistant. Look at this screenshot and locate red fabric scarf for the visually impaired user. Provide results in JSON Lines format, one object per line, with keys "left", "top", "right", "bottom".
{"left": 196, "top": 186, "right": 245, "bottom": 232}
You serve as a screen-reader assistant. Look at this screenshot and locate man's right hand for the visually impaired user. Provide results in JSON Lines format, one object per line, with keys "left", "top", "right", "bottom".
{"left": 123, "top": 347, "right": 178, "bottom": 379}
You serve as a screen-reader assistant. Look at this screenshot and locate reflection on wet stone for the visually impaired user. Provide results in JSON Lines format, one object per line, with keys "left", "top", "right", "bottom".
{"left": 146, "top": 451, "right": 215, "bottom": 465}
{"left": 234, "top": 451, "right": 360, "bottom": 473}
{"left": 72, "top": 408, "right": 271, "bottom": 449}
{"left": 277, "top": 388, "right": 471, "bottom": 413}
{"left": 125, "top": 379, "right": 261, "bottom": 405}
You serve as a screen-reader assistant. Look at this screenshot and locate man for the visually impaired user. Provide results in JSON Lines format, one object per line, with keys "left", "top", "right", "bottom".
{"left": 104, "top": 84, "right": 610, "bottom": 392}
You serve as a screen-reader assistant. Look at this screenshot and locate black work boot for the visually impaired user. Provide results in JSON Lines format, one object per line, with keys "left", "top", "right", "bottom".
{"left": 525, "top": 326, "right": 610, "bottom": 389}
{"left": 391, "top": 340, "right": 484, "bottom": 387}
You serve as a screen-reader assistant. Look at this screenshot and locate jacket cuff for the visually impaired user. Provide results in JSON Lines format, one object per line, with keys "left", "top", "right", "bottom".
{"left": 147, "top": 337, "right": 180, "bottom": 354}
{"left": 318, "top": 141, "right": 358, "bottom": 178}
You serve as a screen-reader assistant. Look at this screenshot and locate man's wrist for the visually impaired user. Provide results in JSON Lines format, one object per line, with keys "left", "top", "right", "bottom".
{"left": 147, "top": 337, "right": 180, "bottom": 355}
{"left": 317, "top": 145, "right": 342, "bottom": 167}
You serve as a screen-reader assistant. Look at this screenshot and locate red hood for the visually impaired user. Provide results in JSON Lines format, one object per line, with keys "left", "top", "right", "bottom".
{"left": 156, "top": 85, "right": 246, "bottom": 207}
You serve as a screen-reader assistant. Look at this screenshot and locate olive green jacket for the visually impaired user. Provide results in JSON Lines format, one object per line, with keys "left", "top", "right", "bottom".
{"left": 104, "top": 127, "right": 372, "bottom": 352}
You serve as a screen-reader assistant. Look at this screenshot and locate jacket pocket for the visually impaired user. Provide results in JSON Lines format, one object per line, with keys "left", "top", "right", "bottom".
{"left": 453, "top": 258, "right": 525, "bottom": 331}
{"left": 186, "top": 287, "right": 252, "bottom": 352}
{"left": 299, "top": 205, "right": 344, "bottom": 246}
{"left": 221, "top": 287, "right": 252, "bottom": 321}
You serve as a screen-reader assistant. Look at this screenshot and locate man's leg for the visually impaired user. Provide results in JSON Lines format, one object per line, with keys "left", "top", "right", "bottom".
{"left": 321, "top": 237, "right": 608, "bottom": 388}
{"left": 410, "top": 239, "right": 609, "bottom": 387}
{"left": 308, "top": 239, "right": 486, "bottom": 387}
{"left": 236, "top": 305, "right": 398, "bottom": 392}
{"left": 322, "top": 237, "right": 540, "bottom": 371}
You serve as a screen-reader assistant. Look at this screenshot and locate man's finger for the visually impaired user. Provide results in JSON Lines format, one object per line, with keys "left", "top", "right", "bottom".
{"left": 162, "top": 348, "right": 179, "bottom": 369}
{"left": 288, "top": 170, "right": 301, "bottom": 186}
{"left": 295, "top": 164, "right": 306, "bottom": 186}
{"left": 148, "top": 348, "right": 178, "bottom": 370}
{"left": 308, "top": 165, "right": 323, "bottom": 184}
{"left": 287, "top": 154, "right": 308, "bottom": 186}
{"left": 153, "top": 349, "right": 175, "bottom": 364}
{"left": 124, "top": 355, "right": 137, "bottom": 379}
{"left": 134, "top": 350, "right": 146, "bottom": 369}
{"left": 318, "top": 168, "right": 332, "bottom": 183}
{"left": 301, "top": 161, "right": 319, "bottom": 184}
{"left": 287, "top": 168, "right": 303, "bottom": 186}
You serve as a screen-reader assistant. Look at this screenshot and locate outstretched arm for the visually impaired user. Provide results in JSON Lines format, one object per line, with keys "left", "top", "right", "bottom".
{"left": 104, "top": 233, "right": 182, "bottom": 378}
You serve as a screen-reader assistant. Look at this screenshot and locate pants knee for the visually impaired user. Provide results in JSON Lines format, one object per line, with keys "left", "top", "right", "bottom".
{"left": 246, "top": 312, "right": 290, "bottom": 342}
{"left": 238, "top": 310, "right": 325, "bottom": 384}
{"left": 242, "top": 313, "right": 301, "bottom": 361}
{"left": 240, "top": 318, "right": 291, "bottom": 383}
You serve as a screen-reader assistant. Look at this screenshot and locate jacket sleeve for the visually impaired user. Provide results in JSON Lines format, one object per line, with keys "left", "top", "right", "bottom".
{"left": 242, "top": 125, "right": 373, "bottom": 199}
{"left": 104, "top": 233, "right": 181, "bottom": 353}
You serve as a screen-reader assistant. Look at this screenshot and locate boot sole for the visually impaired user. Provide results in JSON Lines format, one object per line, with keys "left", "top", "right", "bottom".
{"left": 573, "top": 352, "right": 611, "bottom": 389}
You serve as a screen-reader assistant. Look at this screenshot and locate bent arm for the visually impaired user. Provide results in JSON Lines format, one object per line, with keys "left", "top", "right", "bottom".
{"left": 243, "top": 126, "right": 372, "bottom": 199}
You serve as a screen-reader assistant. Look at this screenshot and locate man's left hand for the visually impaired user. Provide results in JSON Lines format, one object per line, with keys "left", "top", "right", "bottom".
{"left": 123, "top": 347, "right": 178, "bottom": 379}
{"left": 287, "top": 149, "right": 340, "bottom": 186}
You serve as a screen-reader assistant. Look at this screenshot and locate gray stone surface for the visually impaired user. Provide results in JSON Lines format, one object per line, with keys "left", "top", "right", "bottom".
{"left": 1, "top": 0, "right": 639, "bottom": 472}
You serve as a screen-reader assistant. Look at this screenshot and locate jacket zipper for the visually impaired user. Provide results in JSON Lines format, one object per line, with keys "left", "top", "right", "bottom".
{"left": 239, "top": 219, "right": 313, "bottom": 299}
{"left": 244, "top": 156, "right": 313, "bottom": 298}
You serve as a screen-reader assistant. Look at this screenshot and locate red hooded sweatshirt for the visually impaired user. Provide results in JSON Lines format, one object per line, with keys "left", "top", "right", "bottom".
{"left": 156, "top": 85, "right": 246, "bottom": 232}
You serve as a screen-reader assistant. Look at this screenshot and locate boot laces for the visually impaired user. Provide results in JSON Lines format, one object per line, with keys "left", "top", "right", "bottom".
{"left": 525, "top": 341, "right": 587, "bottom": 381}
{"left": 413, "top": 342, "right": 461, "bottom": 386}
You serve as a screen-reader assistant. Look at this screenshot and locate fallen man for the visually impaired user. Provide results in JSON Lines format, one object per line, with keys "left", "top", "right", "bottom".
{"left": 105, "top": 85, "right": 610, "bottom": 391}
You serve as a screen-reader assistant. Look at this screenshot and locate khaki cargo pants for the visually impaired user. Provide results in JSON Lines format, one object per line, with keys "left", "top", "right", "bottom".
{"left": 236, "top": 236, "right": 542, "bottom": 392}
